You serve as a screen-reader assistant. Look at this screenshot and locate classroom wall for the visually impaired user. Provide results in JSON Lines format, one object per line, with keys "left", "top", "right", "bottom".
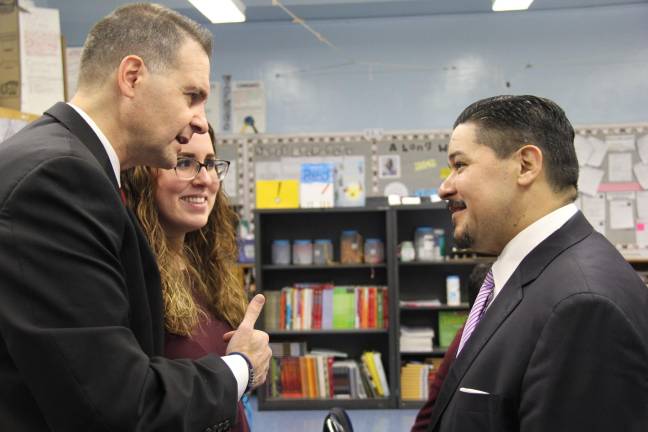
{"left": 55, "top": 3, "right": 648, "bottom": 133}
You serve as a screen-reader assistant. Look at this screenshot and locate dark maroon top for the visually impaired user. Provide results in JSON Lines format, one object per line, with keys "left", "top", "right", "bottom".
{"left": 410, "top": 325, "right": 463, "bottom": 432}
{"left": 165, "top": 313, "right": 250, "bottom": 432}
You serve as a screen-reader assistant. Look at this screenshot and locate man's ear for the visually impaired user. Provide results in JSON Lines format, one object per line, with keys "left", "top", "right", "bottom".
{"left": 116, "top": 55, "right": 146, "bottom": 98}
{"left": 517, "top": 144, "right": 543, "bottom": 187}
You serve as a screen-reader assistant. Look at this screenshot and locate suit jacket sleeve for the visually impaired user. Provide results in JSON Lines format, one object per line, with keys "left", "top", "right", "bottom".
{"left": 0, "top": 155, "right": 238, "bottom": 431}
{"left": 520, "top": 292, "right": 648, "bottom": 432}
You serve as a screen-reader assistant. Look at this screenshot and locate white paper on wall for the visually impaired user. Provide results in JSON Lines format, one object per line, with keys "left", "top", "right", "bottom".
{"left": 231, "top": 81, "right": 266, "bottom": 134}
{"left": 574, "top": 135, "right": 593, "bottom": 167}
{"left": 606, "top": 191, "right": 636, "bottom": 201}
{"left": 578, "top": 166, "right": 604, "bottom": 196}
{"left": 636, "top": 191, "right": 648, "bottom": 219}
{"left": 65, "top": 47, "right": 82, "bottom": 101}
{"left": 605, "top": 134, "right": 636, "bottom": 152}
{"left": 581, "top": 193, "right": 606, "bottom": 235}
{"left": 609, "top": 199, "right": 634, "bottom": 230}
{"left": 18, "top": 4, "right": 64, "bottom": 114}
{"left": 607, "top": 152, "right": 633, "bottom": 182}
{"left": 636, "top": 218, "right": 648, "bottom": 247}
{"left": 637, "top": 135, "right": 648, "bottom": 164}
{"left": 633, "top": 163, "right": 648, "bottom": 190}
{"left": 586, "top": 137, "right": 608, "bottom": 167}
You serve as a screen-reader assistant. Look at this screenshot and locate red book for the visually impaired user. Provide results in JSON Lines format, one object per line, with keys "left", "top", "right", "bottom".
{"left": 327, "top": 357, "right": 335, "bottom": 398}
{"left": 368, "top": 286, "right": 377, "bottom": 328}
{"left": 382, "top": 287, "right": 389, "bottom": 328}
{"left": 313, "top": 285, "right": 323, "bottom": 329}
{"left": 281, "top": 357, "right": 302, "bottom": 398}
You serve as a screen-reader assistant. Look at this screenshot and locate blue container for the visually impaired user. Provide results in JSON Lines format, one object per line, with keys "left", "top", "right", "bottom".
{"left": 271, "top": 239, "right": 291, "bottom": 265}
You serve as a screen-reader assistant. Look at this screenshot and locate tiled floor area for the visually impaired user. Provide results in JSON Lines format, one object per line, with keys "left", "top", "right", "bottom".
{"left": 248, "top": 397, "right": 419, "bottom": 432}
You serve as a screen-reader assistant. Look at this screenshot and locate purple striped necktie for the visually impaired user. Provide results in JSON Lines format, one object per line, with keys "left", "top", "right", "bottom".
{"left": 456, "top": 269, "right": 495, "bottom": 357}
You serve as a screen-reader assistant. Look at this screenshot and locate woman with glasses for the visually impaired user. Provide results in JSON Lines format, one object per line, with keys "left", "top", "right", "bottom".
{"left": 122, "top": 125, "right": 250, "bottom": 432}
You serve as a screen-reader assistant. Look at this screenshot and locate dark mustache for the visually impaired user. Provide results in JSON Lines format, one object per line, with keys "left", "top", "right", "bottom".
{"left": 446, "top": 200, "right": 466, "bottom": 210}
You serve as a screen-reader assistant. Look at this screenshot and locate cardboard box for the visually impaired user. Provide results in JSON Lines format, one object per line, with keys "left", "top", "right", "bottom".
{"left": 0, "top": 1, "right": 64, "bottom": 114}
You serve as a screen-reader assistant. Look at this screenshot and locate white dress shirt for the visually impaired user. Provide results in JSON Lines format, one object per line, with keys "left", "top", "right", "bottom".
{"left": 489, "top": 203, "right": 579, "bottom": 308}
{"left": 67, "top": 103, "right": 121, "bottom": 187}
{"left": 66, "top": 103, "right": 249, "bottom": 399}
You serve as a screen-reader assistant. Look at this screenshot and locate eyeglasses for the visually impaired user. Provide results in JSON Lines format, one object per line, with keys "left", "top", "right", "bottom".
{"left": 174, "top": 157, "right": 230, "bottom": 181}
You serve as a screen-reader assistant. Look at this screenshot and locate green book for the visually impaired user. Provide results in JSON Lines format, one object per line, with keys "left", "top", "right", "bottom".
{"left": 333, "top": 286, "right": 356, "bottom": 329}
{"left": 438, "top": 311, "right": 468, "bottom": 348}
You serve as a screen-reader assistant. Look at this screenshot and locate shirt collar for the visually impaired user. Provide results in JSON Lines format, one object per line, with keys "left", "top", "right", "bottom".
{"left": 67, "top": 102, "right": 121, "bottom": 187}
{"left": 490, "top": 203, "right": 579, "bottom": 303}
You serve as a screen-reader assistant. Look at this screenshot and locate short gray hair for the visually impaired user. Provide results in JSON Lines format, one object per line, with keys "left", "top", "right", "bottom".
{"left": 78, "top": 3, "right": 212, "bottom": 89}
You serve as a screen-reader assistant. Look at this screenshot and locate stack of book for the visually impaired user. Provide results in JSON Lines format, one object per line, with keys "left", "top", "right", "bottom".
{"left": 263, "top": 284, "right": 389, "bottom": 331}
{"left": 400, "top": 358, "right": 444, "bottom": 401}
{"left": 399, "top": 326, "right": 435, "bottom": 353}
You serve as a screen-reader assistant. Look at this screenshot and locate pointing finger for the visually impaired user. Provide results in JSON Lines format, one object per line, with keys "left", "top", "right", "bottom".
{"left": 239, "top": 294, "right": 265, "bottom": 330}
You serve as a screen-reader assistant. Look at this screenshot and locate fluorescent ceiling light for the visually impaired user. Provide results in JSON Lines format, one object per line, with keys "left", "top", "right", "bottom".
{"left": 492, "top": 0, "right": 534, "bottom": 11}
{"left": 188, "top": 0, "right": 246, "bottom": 23}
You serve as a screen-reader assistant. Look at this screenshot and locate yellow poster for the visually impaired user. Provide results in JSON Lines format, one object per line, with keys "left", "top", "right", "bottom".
{"left": 256, "top": 179, "right": 299, "bottom": 209}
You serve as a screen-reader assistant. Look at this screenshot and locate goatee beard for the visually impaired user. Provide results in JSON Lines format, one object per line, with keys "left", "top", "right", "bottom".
{"left": 454, "top": 231, "right": 474, "bottom": 250}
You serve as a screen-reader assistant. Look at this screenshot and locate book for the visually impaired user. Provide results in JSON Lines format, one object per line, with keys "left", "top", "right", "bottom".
{"left": 438, "top": 311, "right": 468, "bottom": 347}
{"left": 361, "top": 351, "right": 384, "bottom": 397}
{"left": 332, "top": 286, "right": 356, "bottom": 329}
{"left": 372, "top": 351, "right": 390, "bottom": 396}
{"left": 331, "top": 363, "right": 352, "bottom": 399}
{"left": 322, "top": 284, "right": 334, "bottom": 329}
{"left": 263, "top": 290, "right": 281, "bottom": 330}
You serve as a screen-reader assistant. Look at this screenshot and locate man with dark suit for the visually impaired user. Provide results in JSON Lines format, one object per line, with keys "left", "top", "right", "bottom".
{"left": 430, "top": 95, "right": 648, "bottom": 431}
{"left": 0, "top": 4, "right": 270, "bottom": 431}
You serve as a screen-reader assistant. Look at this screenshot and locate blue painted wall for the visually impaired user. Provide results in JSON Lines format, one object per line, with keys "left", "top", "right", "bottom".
{"left": 57, "top": 3, "right": 648, "bottom": 133}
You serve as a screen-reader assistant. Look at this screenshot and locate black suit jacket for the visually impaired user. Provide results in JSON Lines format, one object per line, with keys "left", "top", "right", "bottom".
{"left": 428, "top": 211, "right": 648, "bottom": 432}
{"left": 0, "top": 103, "right": 238, "bottom": 431}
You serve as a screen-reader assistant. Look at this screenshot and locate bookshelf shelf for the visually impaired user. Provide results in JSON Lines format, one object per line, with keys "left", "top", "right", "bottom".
{"left": 400, "top": 400, "right": 426, "bottom": 409}
{"left": 260, "top": 397, "right": 393, "bottom": 411}
{"left": 268, "top": 329, "right": 388, "bottom": 336}
{"left": 399, "top": 304, "right": 470, "bottom": 311}
{"left": 263, "top": 263, "right": 387, "bottom": 271}
{"left": 400, "top": 348, "right": 447, "bottom": 356}
{"left": 398, "top": 259, "right": 490, "bottom": 267}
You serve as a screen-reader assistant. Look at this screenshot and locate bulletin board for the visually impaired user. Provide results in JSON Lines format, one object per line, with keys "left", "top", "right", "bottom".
{"left": 374, "top": 132, "right": 450, "bottom": 197}
{"left": 215, "top": 122, "right": 648, "bottom": 252}
{"left": 573, "top": 125, "right": 648, "bottom": 251}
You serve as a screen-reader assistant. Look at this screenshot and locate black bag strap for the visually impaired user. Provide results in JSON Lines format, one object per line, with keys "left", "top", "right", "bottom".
{"left": 322, "top": 407, "right": 353, "bottom": 432}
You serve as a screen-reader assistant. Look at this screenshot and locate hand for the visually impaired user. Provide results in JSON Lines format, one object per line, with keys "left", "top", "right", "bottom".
{"left": 226, "top": 294, "right": 272, "bottom": 389}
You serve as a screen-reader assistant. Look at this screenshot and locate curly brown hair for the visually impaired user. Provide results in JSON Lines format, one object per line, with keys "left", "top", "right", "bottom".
{"left": 121, "top": 126, "right": 246, "bottom": 335}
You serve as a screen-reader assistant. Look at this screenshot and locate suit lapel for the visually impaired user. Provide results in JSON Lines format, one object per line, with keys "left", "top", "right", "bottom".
{"left": 428, "top": 211, "right": 594, "bottom": 431}
{"left": 44, "top": 102, "right": 119, "bottom": 190}
{"left": 427, "top": 272, "right": 523, "bottom": 431}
